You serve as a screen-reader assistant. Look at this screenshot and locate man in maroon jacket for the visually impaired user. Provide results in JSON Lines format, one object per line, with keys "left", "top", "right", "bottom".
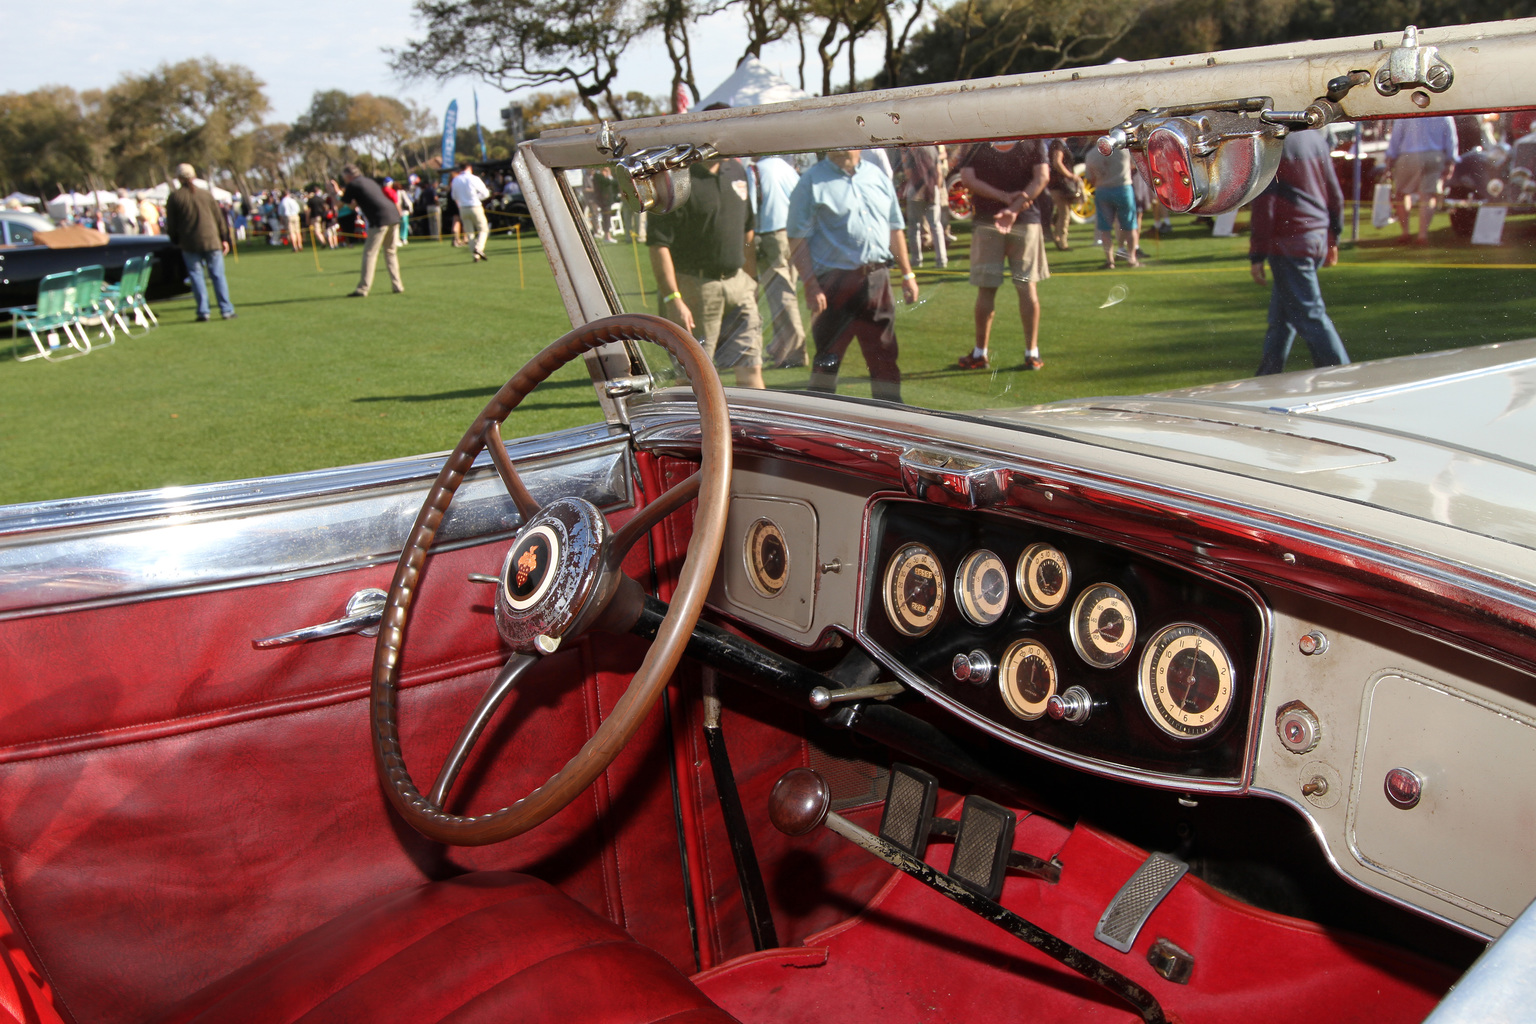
{"left": 1250, "top": 131, "right": 1350, "bottom": 375}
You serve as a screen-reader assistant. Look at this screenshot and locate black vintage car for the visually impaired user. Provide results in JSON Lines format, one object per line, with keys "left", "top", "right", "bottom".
{"left": 0, "top": 210, "right": 189, "bottom": 309}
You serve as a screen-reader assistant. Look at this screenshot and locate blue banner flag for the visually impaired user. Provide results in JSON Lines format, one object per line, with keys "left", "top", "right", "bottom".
{"left": 474, "top": 91, "right": 487, "bottom": 161}
{"left": 440, "top": 100, "right": 458, "bottom": 184}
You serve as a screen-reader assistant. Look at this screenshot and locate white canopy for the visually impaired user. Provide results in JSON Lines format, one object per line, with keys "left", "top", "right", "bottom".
{"left": 696, "top": 57, "right": 810, "bottom": 110}
{"left": 143, "top": 179, "right": 233, "bottom": 203}
{"left": 3, "top": 191, "right": 42, "bottom": 206}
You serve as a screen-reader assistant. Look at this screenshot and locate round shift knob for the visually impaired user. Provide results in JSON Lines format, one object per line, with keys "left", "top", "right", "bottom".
{"left": 769, "top": 768, "right": 831, "bottom": 836}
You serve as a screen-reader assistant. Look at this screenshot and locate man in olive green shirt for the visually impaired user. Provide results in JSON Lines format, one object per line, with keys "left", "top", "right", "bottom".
{"left": 164, "top": 163, "right": 236, "bottom": 321}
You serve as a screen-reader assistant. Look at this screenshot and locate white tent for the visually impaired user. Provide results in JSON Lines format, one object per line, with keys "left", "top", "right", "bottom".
{"left": 696, "top": 57, "right": 810, "bottom": 110}
{"left": 143, "top": 179, "right": 233, "bottom": 203}
{"left": 3, "top": 191, "right": 42, "bottom": 207}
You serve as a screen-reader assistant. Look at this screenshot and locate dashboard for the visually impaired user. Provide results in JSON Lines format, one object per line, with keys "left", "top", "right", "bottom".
{"left": 690, "top": 443, "right": 1536, "bottom": 943}
{"left": 859, "top": 498, "right": 1266, "bottom": 791}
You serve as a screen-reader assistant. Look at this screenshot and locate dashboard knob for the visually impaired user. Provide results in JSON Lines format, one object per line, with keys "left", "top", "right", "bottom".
{"left": 951, "top": 650, "right": 993, "bottom": 684}
{"left": 1276, "top": 702, "right": 1321, "bottom": 754}
{"left": 1046, "top": 685, "right": 1094, "bottom": 724}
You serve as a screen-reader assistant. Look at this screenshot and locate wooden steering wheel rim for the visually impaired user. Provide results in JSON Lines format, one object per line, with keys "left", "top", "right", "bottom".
{"left": 370, "top": 313, "right": 731, "bottom": 846}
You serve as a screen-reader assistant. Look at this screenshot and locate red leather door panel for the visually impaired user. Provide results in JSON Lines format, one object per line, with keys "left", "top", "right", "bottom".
{"left": 0, "top": 537, "right": 694, "bottom": 1024}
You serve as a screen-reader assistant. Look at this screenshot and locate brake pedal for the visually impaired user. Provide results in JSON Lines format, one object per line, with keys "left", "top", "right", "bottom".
{"left": 949, "top": 795, "right": 1016, "bottom": 900}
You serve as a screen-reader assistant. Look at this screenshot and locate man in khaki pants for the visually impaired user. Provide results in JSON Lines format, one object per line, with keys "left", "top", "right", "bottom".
{"left": 331, "top": 164, "right": 403, "bottom": 297}
{"left": 647, "top": 157, "right": 765, "bottom": 389}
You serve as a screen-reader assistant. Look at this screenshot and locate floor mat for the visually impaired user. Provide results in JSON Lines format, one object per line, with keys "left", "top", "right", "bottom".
{"left": 694, "top": 811, "right": 1454, "bottom": 1023}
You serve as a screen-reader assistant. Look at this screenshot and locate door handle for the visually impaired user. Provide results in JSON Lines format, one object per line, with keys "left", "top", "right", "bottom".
{"left": 252, "top": 588, "right": 387, "bottom": 649}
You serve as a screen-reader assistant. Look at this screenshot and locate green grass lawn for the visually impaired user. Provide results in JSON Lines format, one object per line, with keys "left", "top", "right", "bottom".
{"left": 5, "top": 210, "right": 1535, "bottom": 507}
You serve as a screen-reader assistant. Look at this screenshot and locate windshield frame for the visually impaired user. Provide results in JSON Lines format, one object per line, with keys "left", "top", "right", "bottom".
{"left": 514, "top": 18, "right": 1536, "bottom": 422}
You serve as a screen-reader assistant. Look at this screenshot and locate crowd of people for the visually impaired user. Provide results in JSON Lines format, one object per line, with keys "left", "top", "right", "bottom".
{"left": 603, "top": 109, "right": 1535, "bottom": 397}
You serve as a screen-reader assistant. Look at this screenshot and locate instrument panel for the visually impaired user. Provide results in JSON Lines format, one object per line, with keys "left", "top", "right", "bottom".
{"left": 859, "top": 498, "right": 1267, "bottom": 789}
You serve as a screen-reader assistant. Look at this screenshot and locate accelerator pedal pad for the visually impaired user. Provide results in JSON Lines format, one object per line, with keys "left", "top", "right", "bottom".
{"left": 948, "top": 795, "right": 1016, "bottom": 901}
{"left": 878, "top": 763, "right": 938, "bottom": 858}
{"left": 1094, "top": 852, "right": 1188, "bottom": 953}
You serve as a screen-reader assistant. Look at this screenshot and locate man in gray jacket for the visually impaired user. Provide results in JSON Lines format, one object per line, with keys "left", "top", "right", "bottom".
{"left": 164, "top": 163, "right": 236, "bottom": 322}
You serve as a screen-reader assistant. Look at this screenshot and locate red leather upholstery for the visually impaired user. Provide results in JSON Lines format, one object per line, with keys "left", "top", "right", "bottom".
{"left": 0, "top": 539, "right": 695, "bottom": 1024}
{"left": 0, "top": 898, "right": 66, "bottom": 1024}
{"left": 157, "top": 872, "right": 738, "bottom": 1024}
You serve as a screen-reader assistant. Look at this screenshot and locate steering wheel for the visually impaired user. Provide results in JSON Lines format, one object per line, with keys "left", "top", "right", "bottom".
{"left": 371, "top": 313, "right": 731, "bottom": 846}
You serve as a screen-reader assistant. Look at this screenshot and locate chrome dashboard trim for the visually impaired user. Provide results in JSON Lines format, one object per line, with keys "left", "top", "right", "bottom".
{"left": 855, "top": 492, "right": 1273, "bottom": 795}
{"left": 0, "top": 425, "right": 633, "bottom": 620}
{"left": 633, "top": 401, "right": 1536, "bottom": 677}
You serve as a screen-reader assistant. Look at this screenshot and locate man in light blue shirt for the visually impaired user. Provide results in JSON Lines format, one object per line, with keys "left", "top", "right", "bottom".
{"left": 787, "top": 150, "right": 918, "bottom": 403}
{"left": 1386, "top": 116, "right": 1457, "bottom": 243}
{"left": 754, "top": 155, "right": 806, "bottom": 367}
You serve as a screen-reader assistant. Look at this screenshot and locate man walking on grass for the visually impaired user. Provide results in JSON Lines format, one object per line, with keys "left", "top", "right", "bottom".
{"left": 1251, "top": 130, "right": 1350, "bottom": 375}
{"left": 164, "top": 162, "right": 236, "bottom": 323}
{"left": 331, "top": 164, "right": 403, "bottom": 297}
{"left": 451, "top": 161, "right": 492, "bottom": 261}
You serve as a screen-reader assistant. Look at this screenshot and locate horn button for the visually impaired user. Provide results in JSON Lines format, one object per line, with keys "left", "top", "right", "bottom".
{"left": 495, "top": 497, "right": 614, "bottom": 653}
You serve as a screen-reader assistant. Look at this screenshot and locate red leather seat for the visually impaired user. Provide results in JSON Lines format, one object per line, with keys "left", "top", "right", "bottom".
{"left": 156, "top": 872, "right": 738, "bottom": 1024}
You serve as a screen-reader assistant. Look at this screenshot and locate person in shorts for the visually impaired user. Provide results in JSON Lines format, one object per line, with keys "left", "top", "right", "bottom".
{"left": 1386, "top": 115, "right": 1456, "bottom": 244}
{"left": 648, "top": 157, "right": 765, "bottom": 389}
{"left": 957, "top": 140, "right": 1050, "bottom": 370}
{"left": 1083, "top": 142, "right": 1140, "bottom": 268}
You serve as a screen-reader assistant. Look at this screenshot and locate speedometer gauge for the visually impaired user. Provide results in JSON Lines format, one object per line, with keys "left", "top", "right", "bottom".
{"left": 1015, "top": 543, "right": 1071, "bottom": 613}
{"left": 1138, "top": 623, "right": 1235, "bottom": 740}
{"left": 954, "top": 549, "right": 1010, "bottom": 626}
{"left": 998, "top": 639, "right": 1057, "bottom": 720}
{"left": 882, "top": 543, "right": 944, "bottom": 636}
{"left": 1070, "top": 583, "right": 1137, "bottom": 668}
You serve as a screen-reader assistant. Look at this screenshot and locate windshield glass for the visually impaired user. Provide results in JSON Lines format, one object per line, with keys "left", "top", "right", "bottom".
{"left": 574, "top": 109, "right": 1536, "bottom": 422}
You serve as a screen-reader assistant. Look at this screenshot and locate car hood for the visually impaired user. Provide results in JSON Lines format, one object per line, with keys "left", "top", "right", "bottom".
{"left": 980, "top": 340, "right": 1536, "bottom": 551}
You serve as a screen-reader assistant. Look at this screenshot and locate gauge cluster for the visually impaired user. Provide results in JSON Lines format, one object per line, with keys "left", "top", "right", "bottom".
{"left": 860, "top": 498, "right": 1266, "bottom": 788}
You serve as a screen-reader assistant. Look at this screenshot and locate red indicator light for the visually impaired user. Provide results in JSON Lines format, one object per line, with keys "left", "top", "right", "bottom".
{"left": 1146, "top": 129, "right": 1196, "bottom": 212}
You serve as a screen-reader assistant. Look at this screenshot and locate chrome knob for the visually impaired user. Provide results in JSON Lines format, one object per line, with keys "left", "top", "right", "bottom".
{"left": 951, "top": 650, "right": 993, "bottom": 684}
{"left": 1276, "top": 702, "right": 1321, "bottom": 754}
{"left": 1046, "top": 685, "right": 1094, "bottom": 724}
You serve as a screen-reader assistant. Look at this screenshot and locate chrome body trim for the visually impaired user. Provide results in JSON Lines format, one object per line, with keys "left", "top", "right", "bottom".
{"left": 0, "top": 424, "right": 632, "bottom": 620}
{"left": 855, "top": 493, "right": 1272, "bottom": 795}
{"left": 1271, "top": 354, "right": 1536, "bottom": 415}
{"left": 632, "top": 400, "right": 1536, "bottom": 677}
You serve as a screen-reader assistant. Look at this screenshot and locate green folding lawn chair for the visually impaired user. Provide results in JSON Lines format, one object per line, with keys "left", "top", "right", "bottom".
{"left": 7, "top": 270, "right": 91, "bottom": 362}
{"left": 72, "top": 264, "right": 117, "bottom": 348}
{"left": 104, "top": 256, "right": 157, "bottom": 335}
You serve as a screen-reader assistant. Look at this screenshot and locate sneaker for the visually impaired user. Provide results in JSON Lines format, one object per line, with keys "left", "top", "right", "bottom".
{"left": 347, "top": 290, "right": 367, "bottom": 297}
{"left": 222, "top": 312, "right": 237, "bottom": 320}
{"left": 1024, "top": 355, "right": 1044, "bottom": 370}
{"left": 195, "top": 315, "right": 209, "bottom": 322}
{"left": 957, "top": 351, "right": 990, "bottom": 370}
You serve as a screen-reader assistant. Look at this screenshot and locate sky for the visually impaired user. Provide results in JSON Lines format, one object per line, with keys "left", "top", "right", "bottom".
{"left": 3, "top": 0, "right": 891, "bottom": 130}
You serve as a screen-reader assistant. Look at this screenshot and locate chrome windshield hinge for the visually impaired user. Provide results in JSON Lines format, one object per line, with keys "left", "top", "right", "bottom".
{"left": 1374, "top": 25, "right": 1454, "bottom": 98}
{"left": 603, "top": 374, "right": 654, "bottom": 399}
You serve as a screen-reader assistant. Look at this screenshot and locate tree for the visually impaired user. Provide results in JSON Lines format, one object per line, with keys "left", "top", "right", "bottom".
{"left": 902, "top": 0, "right": 1149, "bottom": 85}
{"left": 102, "top": 59, "right": 269, "bottom": 186}
{"left": 393, "top": 0, "right": 643, "bottom": 121}
{"left": 645, "top": 0, "right": 723, "bottom": 108}
{"left": 811, "top": 0, "right": 886, "bottom": 94}
{"left": 0, "top": 87, "right": 105, "bottom": 195}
